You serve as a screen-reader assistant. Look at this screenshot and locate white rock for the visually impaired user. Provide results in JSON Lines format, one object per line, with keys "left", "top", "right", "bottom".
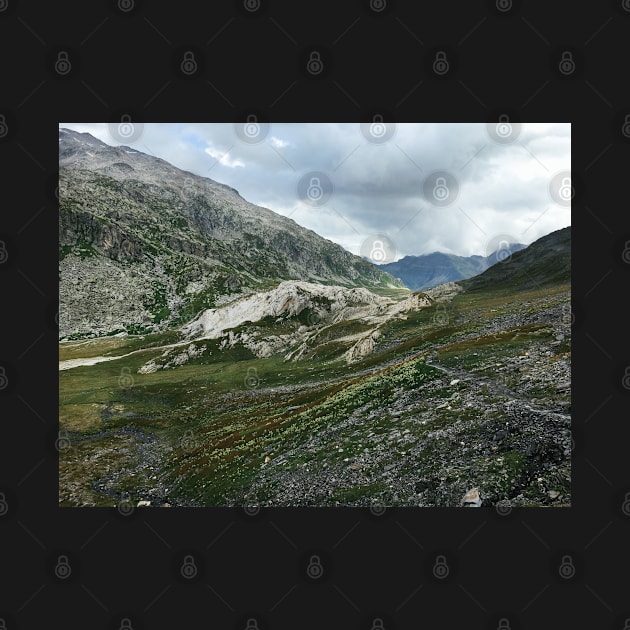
{"left": 461, "top": 488, "right": 482, "bottom": 507}
{"left": 344, "top": 329, "right": 381, "bottom": 363}
{"left": 182, "top": 281, "right": 388, "bottom": 340}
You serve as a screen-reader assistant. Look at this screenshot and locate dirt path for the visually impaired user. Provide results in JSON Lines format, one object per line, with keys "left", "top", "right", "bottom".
{"left": 59, "top": 339, "right": 189, "bottom": 371}
{"left": 424, "top": 355, "right": 570, "bottom": 420}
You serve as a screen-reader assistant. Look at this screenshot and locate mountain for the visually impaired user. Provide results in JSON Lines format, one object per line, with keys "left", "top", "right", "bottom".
{"left": 458, "top": 226, "right": 570, "bottom": 293}
{"left": 376, "top": 244, "right": 526, "bottom": 291}
{"left": 58, "top": 128, "right": 403, "bottom": 339}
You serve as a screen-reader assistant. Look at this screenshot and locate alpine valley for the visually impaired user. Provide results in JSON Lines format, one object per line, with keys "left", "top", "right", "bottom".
{"left": 59, "top": 128, "right": 571, "bottom": 508}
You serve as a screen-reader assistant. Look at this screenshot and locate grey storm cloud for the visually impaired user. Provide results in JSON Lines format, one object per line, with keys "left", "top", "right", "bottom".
{"left": 60, "top": 122, "right": 571, "bottom": 260}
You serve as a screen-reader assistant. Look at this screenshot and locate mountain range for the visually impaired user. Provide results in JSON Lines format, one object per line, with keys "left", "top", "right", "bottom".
{"left": 376, "top": 244, "right": 526, "bottom": 291}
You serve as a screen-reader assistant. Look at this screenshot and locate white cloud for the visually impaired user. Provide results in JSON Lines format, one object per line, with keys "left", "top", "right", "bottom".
{"left": 204, "top": 146, "right": 245, "bottom": 169}
{"left": 270, "top": 136, "right": 289, "bottom": 149}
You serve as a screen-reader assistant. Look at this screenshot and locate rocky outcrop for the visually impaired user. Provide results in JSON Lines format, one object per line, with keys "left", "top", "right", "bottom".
{"left": 131, "top": 278, "right": 456, "bottom": 372}
{"left": 137, "top": 343, "right": 207, "bottom": 374}
{"left": 344, "top": 329, "right": 382, "bottom": 363}
{"left": 181, "top": 281, "right": 388, "bottom": 340}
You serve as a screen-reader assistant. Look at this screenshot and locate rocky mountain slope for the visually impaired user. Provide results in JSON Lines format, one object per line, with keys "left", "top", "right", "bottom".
{"left": 59, "top": 128, "right": 402, "bottom": 339}
{"left": 377, "top": 244, "right": 525, "bottom": 291}
{"left": 458, "top": 226, "right": 570, "bottom": 293}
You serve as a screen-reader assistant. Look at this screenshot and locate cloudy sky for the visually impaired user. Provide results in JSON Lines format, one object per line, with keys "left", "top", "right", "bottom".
{"left": 60, "top": 122, "right": 571, "bottom": 261}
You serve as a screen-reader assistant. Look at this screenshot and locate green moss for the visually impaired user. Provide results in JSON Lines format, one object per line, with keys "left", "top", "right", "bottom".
{"left": 329, "top": 482, "right": 384, "bottom": 504}
{"left": 124, "top": 323, "right": 152, "bottom": 335}
{"left": 59, "top": 241, "right": 99, "bottom": 261}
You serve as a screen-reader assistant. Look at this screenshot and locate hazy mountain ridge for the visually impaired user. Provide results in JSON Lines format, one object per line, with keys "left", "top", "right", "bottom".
{"left": 377, "top": 244, "right": 526, "bottom": 291}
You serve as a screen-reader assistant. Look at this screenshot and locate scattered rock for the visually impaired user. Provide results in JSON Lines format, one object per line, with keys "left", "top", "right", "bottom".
{"left": 461, "top": 487, "right": 482, "bottom": 507}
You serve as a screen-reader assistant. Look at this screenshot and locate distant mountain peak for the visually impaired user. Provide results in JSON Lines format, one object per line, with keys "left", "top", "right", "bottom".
{"left": 376, "top": 243, "right": 526, "bottom": 291}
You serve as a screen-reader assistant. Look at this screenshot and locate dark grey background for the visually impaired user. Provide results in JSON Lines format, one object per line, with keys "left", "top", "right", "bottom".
{"left": 1, "top": 0, "right": 628, "bottom": 628}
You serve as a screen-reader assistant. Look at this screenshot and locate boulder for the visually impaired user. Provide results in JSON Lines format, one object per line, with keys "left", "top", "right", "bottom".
{"left": 461, "top": 487, "right": 482, "bottom": 507}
